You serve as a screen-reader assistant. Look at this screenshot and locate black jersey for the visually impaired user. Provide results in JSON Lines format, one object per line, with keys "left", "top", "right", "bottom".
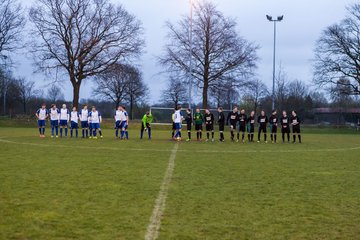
{"left": 227, "top": 111, "right": 239, "bottom": 125}
{"left": 185, "top": 113, "right": 192, "bottom": 125}
{"left": 257, "top": 115, "right": 268, "bottom": 126}
{"left": 247, "top": 116, "right": 255, "bottom": 126}
{"left": 280, "top": 116, "right": 290, "bottom": 128}
{"left": 218, "top": 112, "right": 225, "bottom": 125}
{"left": 239, "top": 113, "right": 247, "bottom": 127}
{"left": 269, "top": 115, "right": 278, "bottom": 126}
{"left": 204, "top": 113, "right": 214, "bottom": 125}
{"left": 291, "top": 116, "right": 301, "bottom": 126}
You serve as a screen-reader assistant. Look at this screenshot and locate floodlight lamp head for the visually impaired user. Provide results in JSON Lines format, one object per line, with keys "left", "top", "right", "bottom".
{"left": 277, "top": 15, "right": 284, "bottom": 21}
{"left": 266, "top": 15, "right": 272, "bottom": 21}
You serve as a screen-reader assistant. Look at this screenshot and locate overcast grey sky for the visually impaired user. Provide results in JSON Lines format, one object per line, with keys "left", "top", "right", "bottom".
{"left": 14, "top": 0, "right": 357, "bottom": 104}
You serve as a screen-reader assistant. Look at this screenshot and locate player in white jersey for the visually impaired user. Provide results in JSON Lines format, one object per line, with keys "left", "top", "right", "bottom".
{"left": 88, "top": 106, "right": 103, "bottom": 139}
{"left": 119, "top": 106, "right": 129, "bottom": 140}
{"left": 35, "top": 103, "right": 48, "bottom": 138}
{"left": 49, "top": 104, "right": 60, "bottom": 138}
{"left": 114, "top": 106, "right": 122, "bottom": 138}
{"left": 70, "top": 107, "right": 79, "bottom": 138}
{"left": 173, "top": 105, "right": 184, "bottom": 141}
{"left": 59, "top": 104, "right": 70, "bottom": 137}
{"left": 79, "top": 105, "right": 89, "bottom": 138}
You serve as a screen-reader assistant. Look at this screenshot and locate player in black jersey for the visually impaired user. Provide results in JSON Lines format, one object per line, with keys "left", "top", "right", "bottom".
{"left": 291, "top": 110, "right": 302, "bottom": 143}
{"left": 217, "top": 107, "right": 225, "bottom": 142}
{"left": 227, "top": 106, "right": 239, "bottom": 141}
{"left": 204, "top": 109, "right": 215, "bottom": 142}
{"left": 185, "top": 108, "right": 192, "bottom": 141}
{"left": 238, "top": 109, "right": 247, "bottom": 143}
{"left": 257, "top": 110, "right": 268, "bottom": 143}
{"left": 247, "top": 111, "right": 255, "bottom": 142}
{"left": 269, "top": 110, "right": 278, "bottom": 143}
{"left": 280, "top": 110, "right": 290, "bottom": 143}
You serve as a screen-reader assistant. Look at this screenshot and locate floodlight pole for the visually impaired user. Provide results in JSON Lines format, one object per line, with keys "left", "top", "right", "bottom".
{"left": 267, "top": 15, "right": 283, "bottom": 110}
{"left": 188, "top": 0, "right": 193, "bottom": 109}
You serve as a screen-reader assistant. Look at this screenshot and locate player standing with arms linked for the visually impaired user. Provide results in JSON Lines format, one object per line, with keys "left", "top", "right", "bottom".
{"left": 269, "top": 110, "right": 278, "bottom": 143}
{"left": 217, "top": 107, "right": 225, "bottom": 142}
{"left": 238, "top": 109, "right": 247, "bottom": 143}
{"left": 227, "top": 106, "right": 239, "bottom": 142}
{"left": 257, "top": 110, "right": 268, "bottom": 143}
{"left": 88, "top": 106, "right": 103, "bottom": 139}
{"left": 49, "top": 104, "right": 60, "bottom": 138}
{"left": 79, "top": 105, "right": 89, "bottom": 138}
{"left": 185, "top": 108, "right": 192, "bottom": 141}
{"left": 204, "top": 109, "right": 215, "bottom": 142}
{"left": 36, "top": 103, "right": 48, "bottom": 138}
{"left": 70, "top": 107, "right": 79, "bottom": 138}
{"left": 291, "top": 110, "right": 302, "bottom": 143}
{"left": 280, "top": 110, "right": 290, "bottom": 143}
{"left": 247, "top": 111, "right": 255, "bottom": 142}
{"left": 193, "top": 108, "right": 203, "bottom": 141}
{"left": 59, "top": 104, "right": 70, "bottom": 138}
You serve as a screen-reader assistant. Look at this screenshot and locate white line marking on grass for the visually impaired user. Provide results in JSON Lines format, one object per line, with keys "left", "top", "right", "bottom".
{"left": 144, "top": 143, "right": 179, "bottom": 240}
{"left": 0, "top": 138, "right": 360, "bottom": 154}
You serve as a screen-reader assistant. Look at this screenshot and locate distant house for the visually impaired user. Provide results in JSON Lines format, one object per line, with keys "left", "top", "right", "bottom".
{"left": 313, "top": 108, "right": 360, "bottom": 125}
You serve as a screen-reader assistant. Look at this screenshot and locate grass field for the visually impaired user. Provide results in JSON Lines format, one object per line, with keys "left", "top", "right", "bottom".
{"left": 0, "top": 127, "right": 359, "bottom": 239}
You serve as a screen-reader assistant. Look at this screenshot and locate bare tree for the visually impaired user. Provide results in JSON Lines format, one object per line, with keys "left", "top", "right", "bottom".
{"left": 243, "top": 79, "right": 269, "bottom": 113}
{"left": 125, "top": 68, "right": 148, "bottom": 120}
{"left": 93, "top": 63, "right": 148, "bottom": 119}
{"left": 275, "top": 64, "right": 288, "bottom": 111}
{"left": 29, "top": 0, "right": 144, "bottom": 108}
{"left": 94, "top": 63, "right": 134, "bottom": 108}
{"left": 47, "top": 85, "right": 65, "bottom": 103}
{"left": 160, "top": 77, "right": 187, "bottom": 108}
{"left": 16, "top": 78, "right": 37, "bottom": 114}
{"left": 160, "top": 1, "right": 258, "bottom": 108}
{"left": 314, "top": 3, "right": 360, "bottom": 95}
{"left": 0, "top": 0, "right": 25, "bottom": 58}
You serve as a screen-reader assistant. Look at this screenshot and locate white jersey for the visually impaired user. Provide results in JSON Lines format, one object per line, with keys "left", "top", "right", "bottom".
{"left": 115, "top": 110, "right": 122, "bottom": 121}
{"left": 71, "top": 111, "right": 79, "bottom": 123}
{"left": 120, "top": 110, "right": 128, "bottom": 122}
{"left": 36, "top": 108, "right": 48, "bottom": 120}
{"left": 49, "top": 108, "right": 60, "bottom": 121}
{"left": 79, "top": 109, "right": 89, "bottom": 122}
{"left": 60, "top": 108, "right": 70, "bottom": 121}
{"left": 174, "top": 110, "right": 183, "bottom": 123}
{"left": 89, "top": 111, "right": 101, "bottom": 124}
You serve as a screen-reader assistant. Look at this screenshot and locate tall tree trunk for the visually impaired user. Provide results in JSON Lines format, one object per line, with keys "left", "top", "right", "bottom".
{"left": 130, "top": 94, "right": 134, "bottom": 120}
{"left": 72, "top": 82, "right": 81, "bottom": 109}
{"left": 23, "top": 100, "right": 26, "bottom": 114}
{"left": 202, "top": 79, "right": 208, "bottom": 109}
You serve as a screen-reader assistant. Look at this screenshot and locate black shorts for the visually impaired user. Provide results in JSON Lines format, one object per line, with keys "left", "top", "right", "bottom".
{"left": 293, "top": 125, "right": 301, "bottom": 134}
{"left": 172, "top": 123, "right": 176, "bottom": 130}
{"left": 239, "top": 125, "right": 246, "bottom": 132}
{"left": 230, "top": 123, "right": 236, "bottom": 130}
{"left": 195, "top": 124, "right": 203, "bottom": 131}
{"left": 247, "top": 125, "right": 254, "bottom": 133}
{"left": 270, "top": 124, "right": 277, "bottom": 133}
{"left": 258, "top": 125, "right": 267, "bottom": 133}
{"left": 219, "top": 123, "right": 225, "bottom": 132}
{"left": 206, "top": 124, "right": 214, "bottom": 131}
{"left": 187, "top": 123, "right": 191, "bottom": 131}
{"left": 281, "top": 127, "right": 290, "bottom": 133}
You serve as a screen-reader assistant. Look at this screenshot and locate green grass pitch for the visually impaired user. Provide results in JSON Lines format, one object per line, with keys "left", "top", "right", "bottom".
{"left": 0, "top": 127, "right": 359, "bottom": 239}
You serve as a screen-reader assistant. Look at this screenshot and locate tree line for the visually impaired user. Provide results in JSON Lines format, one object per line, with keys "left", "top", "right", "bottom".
{"left": 0, "top": 0, "right": 359, "bottom": 120}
